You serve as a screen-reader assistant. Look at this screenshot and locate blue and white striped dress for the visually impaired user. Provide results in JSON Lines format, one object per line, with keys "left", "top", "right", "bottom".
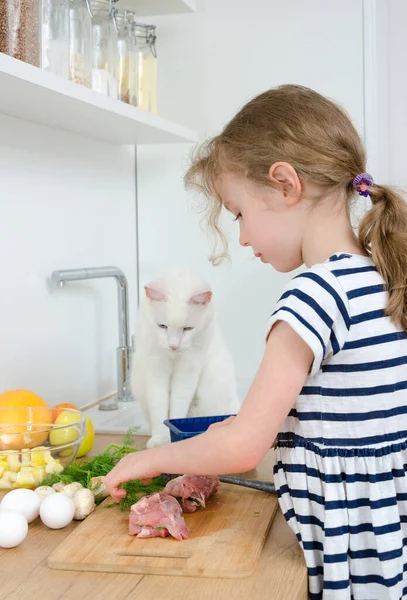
{"left": 269, "top": 253, "right": 407, "bottom": 600}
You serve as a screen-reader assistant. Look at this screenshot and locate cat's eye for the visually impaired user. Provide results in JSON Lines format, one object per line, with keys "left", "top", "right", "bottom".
{"left": 183, "top": 327, "right": 194, "bottom": 332}
{"left": 158, "top": 324, "right": 168, "bottom": 329}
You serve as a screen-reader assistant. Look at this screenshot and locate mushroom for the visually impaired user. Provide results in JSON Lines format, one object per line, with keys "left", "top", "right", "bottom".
{"left": 73, "top": 488, "right": 95, "bottom": 520}
{"left": 52, "top": 482, "right": 66, "bottom": 492}
{"left": 35, "top": 486, "right": 56, "bottom": 501}
{"left": 90, "top": 476, "right": 109, "bottom": 500}
{"left": 61, "top": 482, "right": 83, "bottom": 498}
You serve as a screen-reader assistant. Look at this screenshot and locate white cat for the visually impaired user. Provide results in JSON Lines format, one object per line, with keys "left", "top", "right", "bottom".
{"left": 131, "top": 269, "right": 241, "bottom": 448}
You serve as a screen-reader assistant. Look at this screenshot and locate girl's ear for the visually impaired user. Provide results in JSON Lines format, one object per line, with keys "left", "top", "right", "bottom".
{"left": 269, "top": 162, "right": 302, "bottom": 206}
{"left": 189, "top": 291, "right": 212, "bottom": 305}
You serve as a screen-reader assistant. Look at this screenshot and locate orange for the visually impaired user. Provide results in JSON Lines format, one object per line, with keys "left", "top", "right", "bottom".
{"left": 0, "top": 390, "right": 52, "bottom": 450}
{"left": 0, "top": 389, "right": 49, "bottom": 409}
{"left": 53, "top": 403, "right": 79, "bottom": 420}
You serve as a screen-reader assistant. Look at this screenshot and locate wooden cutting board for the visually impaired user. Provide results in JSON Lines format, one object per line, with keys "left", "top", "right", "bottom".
{"left": 48, "top": 483, "right": 278, "bottom": 579}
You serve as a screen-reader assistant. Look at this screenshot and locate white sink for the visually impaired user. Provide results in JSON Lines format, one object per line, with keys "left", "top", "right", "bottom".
{"left": 86, "top": 401, "right": 150, "bottom": 435}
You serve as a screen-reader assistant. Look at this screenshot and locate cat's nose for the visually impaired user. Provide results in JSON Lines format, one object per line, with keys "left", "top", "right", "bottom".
{"left": 169, "top": 344, "right": 179, "bottom": 351}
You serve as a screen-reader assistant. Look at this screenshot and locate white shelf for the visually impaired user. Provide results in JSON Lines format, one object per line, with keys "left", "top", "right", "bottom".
{"left": 0, "top": 53, "right": 199, "bottom": 145}
{"left": 117, "top": 0, "right": 196, "bottom": 16}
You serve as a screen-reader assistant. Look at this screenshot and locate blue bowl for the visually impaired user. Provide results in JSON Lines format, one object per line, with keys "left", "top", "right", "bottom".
{"left": 163, "top": 414, "right": 235, "bottom": 443}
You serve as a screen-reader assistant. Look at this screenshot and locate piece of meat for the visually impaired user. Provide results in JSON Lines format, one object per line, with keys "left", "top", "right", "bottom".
{"left": 163, "top": 475, "right": 220, "bottom": 513}
{"left": 128, "top": 492, "right": 189, "bottom": 541}
{"left": 129, "top": 524, "right": 169, "bottom": 538}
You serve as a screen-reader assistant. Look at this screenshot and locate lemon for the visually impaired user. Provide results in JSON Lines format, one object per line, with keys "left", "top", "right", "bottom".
{"left": 76, "top": 415, "right": 95, "bottom": 458}
{"left": 49, "top": 410, "right": 81, "bottom": 446}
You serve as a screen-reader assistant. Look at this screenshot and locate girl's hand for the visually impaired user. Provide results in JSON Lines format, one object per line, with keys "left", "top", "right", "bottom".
{"left": 104, "top": 450, "right": 161, "bottom": 503}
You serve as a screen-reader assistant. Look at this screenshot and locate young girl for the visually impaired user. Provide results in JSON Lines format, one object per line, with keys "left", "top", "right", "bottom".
{"left": 104, "top": 85, "right": 407, "bottom": 600}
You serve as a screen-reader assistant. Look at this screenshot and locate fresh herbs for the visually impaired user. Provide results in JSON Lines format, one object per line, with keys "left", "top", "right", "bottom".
{"left": 42, "top": 427, "right": 166, "bottom": 510}
{"left": 117, "top": 477, "right": 166, "bottom": 512}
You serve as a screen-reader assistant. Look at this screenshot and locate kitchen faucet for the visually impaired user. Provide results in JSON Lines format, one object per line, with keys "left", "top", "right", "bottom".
{"left": 51, "top": 266, "right": 134, "bottom": 411}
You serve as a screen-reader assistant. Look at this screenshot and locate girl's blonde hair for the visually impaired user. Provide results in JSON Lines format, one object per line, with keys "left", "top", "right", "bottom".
{"left": 185, "top": 84, "right": 407, "bottom": 332}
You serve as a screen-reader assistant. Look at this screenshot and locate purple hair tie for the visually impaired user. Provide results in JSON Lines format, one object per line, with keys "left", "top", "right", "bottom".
{"left": 353, "top": 172, "right": 374, "bottom": 197}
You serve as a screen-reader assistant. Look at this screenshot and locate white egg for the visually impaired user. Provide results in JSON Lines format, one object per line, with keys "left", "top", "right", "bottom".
{"left": 40, "top": 493, "right": 75, "bottom": 529}
{"left": 0, "top": 509, "right": 28, "bottom": 548}
{"left": 1, "top": 489, "right": 41, "bottom": 523}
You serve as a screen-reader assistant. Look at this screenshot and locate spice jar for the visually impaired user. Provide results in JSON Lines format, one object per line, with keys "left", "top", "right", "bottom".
{"left": 69, "top": 0, "right": 92, "bottom": 88}
{"left": 42, "top": 0, "right": 70, "bottom": 78}
{"left": 115, "top": 10, "right": 133, "bottom": 104}
{"left": 90, "top": 0, "right": 118, "bottom": 98}
{"left": 0, "top": 0, "right": 41, "bottom": 67}
{"left": 134, "top": 23, "right": 157, "bottom": 114}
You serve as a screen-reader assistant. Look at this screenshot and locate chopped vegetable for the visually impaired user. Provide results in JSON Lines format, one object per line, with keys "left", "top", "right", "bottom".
{"left": 0, "top": 450, "right": 63, "bottom": 489}
{"left": 32, "top": 466, "right": 46, "bottom": 485}
{"left": 16, "top": 468, "right": 36, "bottom": 488}
{"left": 45, "top": 456, "right": 64, "bottom": 475}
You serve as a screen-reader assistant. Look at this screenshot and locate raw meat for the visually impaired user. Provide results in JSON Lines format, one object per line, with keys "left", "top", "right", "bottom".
{"left": 129, "top": 492, "right": 189, "bottom": 541}
{"left": 163, "top": 475, "right": 220, "bottom": 513}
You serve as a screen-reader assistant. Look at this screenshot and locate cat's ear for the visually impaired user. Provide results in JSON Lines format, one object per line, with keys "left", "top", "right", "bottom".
{"left": 145, "top": 285, "right": 166, "bottom": 302}
{"left": 189, "top": 291, "right": 212, "bottom": 305}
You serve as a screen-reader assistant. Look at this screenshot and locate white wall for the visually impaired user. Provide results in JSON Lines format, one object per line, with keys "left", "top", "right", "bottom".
{"left": 137, "top": 0, "right": 365, "bottom": 398}
{"left": 0, "top": 115, "right": 137, "bottom": 406}
{"left": 388, "top": 0, "right": 407, "bottom": 189}
{"left": 0, "top": 0, "right": 370, "bottom": 414}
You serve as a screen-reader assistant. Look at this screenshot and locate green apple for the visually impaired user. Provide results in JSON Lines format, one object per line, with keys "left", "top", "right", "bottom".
{"left": 49, "top": 410, "right": 81, "bottom": 446}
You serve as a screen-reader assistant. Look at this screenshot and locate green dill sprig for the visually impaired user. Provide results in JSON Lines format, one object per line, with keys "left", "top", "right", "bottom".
{"left": 42, "top": 427, "right": 166, "bottom": 509}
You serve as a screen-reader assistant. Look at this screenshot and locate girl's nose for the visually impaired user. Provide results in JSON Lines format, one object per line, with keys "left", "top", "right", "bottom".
{"left": 239, "top": 231, "right": 250, "bottom": 247}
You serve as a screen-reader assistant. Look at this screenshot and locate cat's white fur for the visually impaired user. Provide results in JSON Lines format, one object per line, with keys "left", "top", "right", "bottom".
{"left": 131, "top": 269, "right": 240, "bottom": 448}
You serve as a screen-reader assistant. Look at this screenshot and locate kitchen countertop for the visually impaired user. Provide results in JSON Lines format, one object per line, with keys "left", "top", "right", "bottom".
{"left": 0, "top": 434, "right": 307, "bottom": 600}
{"left": 86, "top": 402, "right": 150, "bottom": 435}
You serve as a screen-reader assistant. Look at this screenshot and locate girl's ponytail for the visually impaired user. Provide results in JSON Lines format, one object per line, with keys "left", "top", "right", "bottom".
{"left": 359, "top": 185, "right": 407, "bottom": 332}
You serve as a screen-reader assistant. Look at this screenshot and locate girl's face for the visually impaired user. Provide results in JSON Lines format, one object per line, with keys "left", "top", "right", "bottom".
{"left": 216, "top": 170, "right": 308, "bottom": 272}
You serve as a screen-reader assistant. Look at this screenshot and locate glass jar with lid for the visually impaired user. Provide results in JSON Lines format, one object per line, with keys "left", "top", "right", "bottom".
{"left": 127, "top": 14, "right": 139, "bottom": 107}
{"left": 69, "top": 0, "right": 92, "bottom": 88}
{"left": 134, "top": 23, "right": 157, "bottom": 114}
{"left": 0, "top": 0, "right": 41, "bottom": 67}
{"left": 90, "top": 0, "right": 118, "bottom": 98}
{"left": 115, "top": 10, "right": 134, "bottom": 104}
{"left": 41, "top": 0, "right": 70, "bottom": 78}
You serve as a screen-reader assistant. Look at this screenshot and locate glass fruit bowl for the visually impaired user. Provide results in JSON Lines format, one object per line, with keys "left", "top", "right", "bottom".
{"left": 0, "top": 406, "right": 85, "bottom": 489}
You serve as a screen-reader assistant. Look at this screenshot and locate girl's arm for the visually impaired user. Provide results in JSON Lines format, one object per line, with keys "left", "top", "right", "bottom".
{"left": 104, "top": 321, "right": 313, "bottom": 501}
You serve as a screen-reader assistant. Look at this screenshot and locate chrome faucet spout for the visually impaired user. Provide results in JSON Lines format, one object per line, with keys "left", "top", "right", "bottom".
{"left": 51, "top": 266, "right": 134, "bottom": 411}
